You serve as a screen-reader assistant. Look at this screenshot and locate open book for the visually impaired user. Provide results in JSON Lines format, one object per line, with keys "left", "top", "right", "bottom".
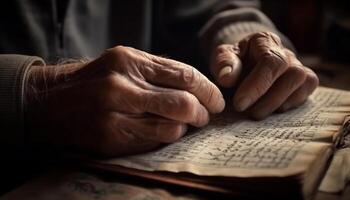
{"left": 84, "top": 87, "right": 350, "bottom": 200}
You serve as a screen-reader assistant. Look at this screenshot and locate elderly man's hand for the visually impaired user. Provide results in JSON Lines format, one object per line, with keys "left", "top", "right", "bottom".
{"left": 27, "top": 46, "right": 224, "bottom": 156}
{"left": 210, "top": 32, "right": 319, "bottom": 119}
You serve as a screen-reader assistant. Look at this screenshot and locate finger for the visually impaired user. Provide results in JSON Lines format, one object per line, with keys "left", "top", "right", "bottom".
{"left": 140, "top": 55, "right": 225, "bottom": 114}
{"left": 93, "top": 46, "right": 224, "bottom": 114}
{"left": 142, "top": 89, "right": 210, "bottom": 127}
{"left": 97, "top": 74, "right": 209, "bottom": 127}
{"left": 233, "top": 41, "right": 289, "bottom": 112}
{"left": 247, "top": 65, "right": 307, "bottom": 119}
{"left": 210, "top": 44, "right": 243, "bottom": 88}
{"left": 279, "top": 67, "right": 319, "bottom": 111}
{"left": 247, "top": 32, "right": 284, "bottom": 60}
{"left": 116, "top": 113, "right": 188, "bottom": 143}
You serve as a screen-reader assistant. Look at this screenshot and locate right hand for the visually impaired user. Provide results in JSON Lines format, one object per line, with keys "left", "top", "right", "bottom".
{"left": 26, "top": 46, "right": 224, "bottom": 157}
{"left": 210, "top": 32, "right": 318, "bottom": 119}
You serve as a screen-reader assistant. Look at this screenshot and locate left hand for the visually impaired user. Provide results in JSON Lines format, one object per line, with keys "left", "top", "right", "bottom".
{"left": 210, "top": 31, "right": 319, "bottom": 119}
{"left": 26, "top": 46, "right": 224, "bottom": 156}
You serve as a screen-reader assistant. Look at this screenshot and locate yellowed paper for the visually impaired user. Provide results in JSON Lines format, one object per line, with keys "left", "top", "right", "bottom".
{"left": 100, "top": 87, "right": 350, "bottom": 177}
{"left": 319, "top": 148, "right": 350, "bottom": 193}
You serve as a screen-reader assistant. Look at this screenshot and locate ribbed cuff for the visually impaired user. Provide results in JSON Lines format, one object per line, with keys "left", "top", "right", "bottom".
{"left": 0, "top": 55, "right": 45, "bottom": 147}
{"left": 199, "top": 7, "right": 295, "bottom": 61}
{"left": 214, "top": 21, "right": 294, "bottom": 51}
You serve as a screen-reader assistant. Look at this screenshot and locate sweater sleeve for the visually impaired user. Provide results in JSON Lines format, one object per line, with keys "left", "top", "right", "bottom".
{"left": 0, "top": 55, "right": 45, "bottom": 148}
{"left": 199, "top": 7, "right": 295, "bottom": 61}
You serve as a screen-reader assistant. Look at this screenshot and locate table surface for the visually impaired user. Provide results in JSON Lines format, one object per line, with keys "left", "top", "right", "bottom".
{"left": 0, "top": 168, "right": 349, "bottom": 200}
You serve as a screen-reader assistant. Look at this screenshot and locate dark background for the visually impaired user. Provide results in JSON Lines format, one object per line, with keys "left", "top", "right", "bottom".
{"left": 263, "top": 0, "right": 350, "bottom": 56}
{"left": 262, "top": 0, "right": 350, "bottom": 90}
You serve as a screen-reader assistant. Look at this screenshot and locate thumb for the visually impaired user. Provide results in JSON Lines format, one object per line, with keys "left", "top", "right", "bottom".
{"left": 210, "top": 44, "right": 243, "bottom": 88}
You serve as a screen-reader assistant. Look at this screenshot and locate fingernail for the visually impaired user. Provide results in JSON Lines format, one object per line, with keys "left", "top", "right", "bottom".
{"left": 235, "top": 97, "right": 251, "bottom": 112}
{"left": 218, "top": 66, "right": 232, "bottom": 79}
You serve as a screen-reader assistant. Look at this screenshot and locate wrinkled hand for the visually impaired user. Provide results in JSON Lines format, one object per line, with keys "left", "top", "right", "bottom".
{"left": 27, "top": 46, "right": 224, "bottom": 156}
{"left": 210, "top": 32, "right": 319, "bottom": 119}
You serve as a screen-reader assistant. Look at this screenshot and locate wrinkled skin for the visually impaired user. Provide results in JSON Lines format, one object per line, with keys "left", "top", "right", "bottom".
{"left": 26, "top": 32, "right": 319, "bottom": 157}
{"left": 27, "top": 46, "right": 225, "bottom": 156}
{"left": 210, "top": 32, "right": 319, "bottom": 119}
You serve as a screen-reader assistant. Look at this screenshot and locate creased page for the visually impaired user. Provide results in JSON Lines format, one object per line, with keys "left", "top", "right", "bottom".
{"left": 99, "top": 87, "right": 350, "bottom": 177}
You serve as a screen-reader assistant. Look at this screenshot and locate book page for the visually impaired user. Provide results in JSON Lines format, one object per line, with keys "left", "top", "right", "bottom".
{"left": 100, "top": 87, "right": 350, "bottom": 177}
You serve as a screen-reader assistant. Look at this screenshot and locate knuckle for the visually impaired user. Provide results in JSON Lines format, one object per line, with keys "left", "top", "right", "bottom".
{"left": 249, "top": 32, "right": 264, "bottom": 41}
{"left": 177, "top": 91, "right": 196, "bottom": 113}
{"left": 303, "top": 69, "right": 319, "bottom": 94}
{"left": 307, "top": 71, "right": 319, "bottom": 88}
{"left": 174, "top": 91, "right": 197, "bottom": 119}
{"left": 181, "top": 67, "right": 198, "bottom": 90}
{"left": 267, "top": 49, "right": 288, "bottom": 67}
{"left": 150, "top": 91, "right": 196, "bottom": 118}
{"left": 215, "top": 44, "right": 232, "bottom": 55}
{"left": 249, "top": 32, "right": 285, "bottom": 63}
{"left": 259, "top": 49, "right": 288, "bottom": 79}
{"left": 267, "top": 32, "right": 283, "bottom": 45}
{"left": 288, "top": 66, "right": 307, "bottom": 82}
{"left": 144, "top": 93, "right": 166, "bottom": 114}
{"left": 173, "top": 92, "right": 209, "bottom": 126}
{"left": 251, "top": 31, "right": 282, "bottom": 46}
{"left": 106, "top": 45, "right": 127, "bottom": 60}
{"left": 250, "top": 31, "right": 269, "bottom": 42}
{"left": 105, "top": 46, "right": 135, "bottom": 70}
{"left": 102, "top": 46, "right": 126, "bottom": 68}
{"left": 162, "top": 124, "right": 186, "bottom": 143}
{"left": 110, "top": 45, "right": 127, "bottom": 55}
{"left": 284, "top": 48, "right": 296, "bottom": 57}
{"left": 289, "top": 65, "right": 306, "bottom": 75}
{"left": 250, "top": 32, "right": 269, "bottom": 41}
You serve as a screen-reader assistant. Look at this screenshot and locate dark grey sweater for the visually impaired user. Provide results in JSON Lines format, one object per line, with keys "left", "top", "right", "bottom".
{"left": 0, "top": 0, "right": 291, "bottom": 148}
